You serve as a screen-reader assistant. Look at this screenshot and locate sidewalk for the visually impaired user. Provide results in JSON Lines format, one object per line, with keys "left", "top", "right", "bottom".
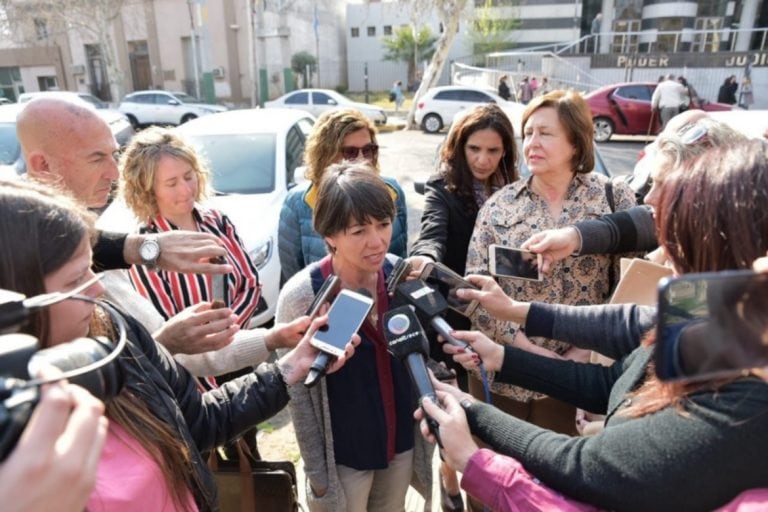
{"left": 258, "top": 407, "right": 460, "bottom": 511}
{"left": 379, "top": 111, "right": 408, "bottom": 133}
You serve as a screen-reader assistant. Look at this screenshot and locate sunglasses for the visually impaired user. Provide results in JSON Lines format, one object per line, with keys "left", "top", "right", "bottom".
{"left": 340, "top": 143, "right": 379, "bottom": 161}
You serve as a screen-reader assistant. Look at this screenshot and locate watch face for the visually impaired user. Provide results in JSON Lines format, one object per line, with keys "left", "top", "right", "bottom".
{"left": 140, "top": 239, "right": 160, "bottom": 262}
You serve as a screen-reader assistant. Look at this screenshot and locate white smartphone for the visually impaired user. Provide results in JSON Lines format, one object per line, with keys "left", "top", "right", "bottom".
{"left": 488, "top": 244, "right": 543, "bottom": 281}
{"left": 418, "top": 261, "right": 480, "bottom": 317}
{"left": 309, "top": 289, "right": 374, "bottom": 357}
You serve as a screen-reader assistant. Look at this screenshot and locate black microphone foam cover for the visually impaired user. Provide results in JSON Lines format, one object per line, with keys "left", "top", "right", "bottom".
{"left": 383, "top": 305, "right": 430, "bottom": 360}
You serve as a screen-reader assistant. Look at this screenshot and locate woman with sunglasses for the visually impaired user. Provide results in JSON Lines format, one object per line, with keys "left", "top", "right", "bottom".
{"left": 278, "top": 108, "right": 408, "bottom": 283}
{"left": 0, "top": 178, "right": 358, "bottom": 511}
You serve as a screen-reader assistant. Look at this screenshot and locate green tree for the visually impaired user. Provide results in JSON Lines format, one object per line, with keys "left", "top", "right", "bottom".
{"left": 468, "top": 0, "right": 520, "bottom": 60}
{"left": 381, "top": 25, "right": 437, "bottom": 87}
{"left": 291, "top": 51, "right": 317, "bottom": 88}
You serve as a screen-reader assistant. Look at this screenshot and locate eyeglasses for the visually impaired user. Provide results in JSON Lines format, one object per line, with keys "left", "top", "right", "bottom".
{"left": 340, "top": 143, "right": 379, "bottom": 161}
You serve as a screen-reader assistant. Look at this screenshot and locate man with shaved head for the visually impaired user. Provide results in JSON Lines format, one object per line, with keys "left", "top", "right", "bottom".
{"left": 15, "top": 97, "right": 240, "bottom": 356}
{"left": 17, "top": 97, "right": 228, "bottom": 274}
{"left": 18, "top": 98, "right": 120, "bottom": 209}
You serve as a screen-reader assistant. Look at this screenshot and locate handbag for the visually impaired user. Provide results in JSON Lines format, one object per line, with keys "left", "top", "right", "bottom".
{"left": 210, "top": 437, "right": 300, "bottom": 512}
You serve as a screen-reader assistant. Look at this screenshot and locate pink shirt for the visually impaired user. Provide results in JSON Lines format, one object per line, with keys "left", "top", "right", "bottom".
{"left": 86, "top": 422, "right": 198, "bottom": 512}
{"left": 462, "top": 448, "right": 766, "bottom": 512}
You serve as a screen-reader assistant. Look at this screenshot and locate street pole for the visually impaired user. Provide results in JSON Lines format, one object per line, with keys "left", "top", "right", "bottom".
{"left": 187, "top": 0, "right": 201, "bottom": 99}
{"left": 364, "top": 62, "right": 369, "bottom": 104}
{"left": 314, "top": 5, "right": 320, "bottom": 87}
{"left": 247, "top": 0, "right": 257, "bottom": 107}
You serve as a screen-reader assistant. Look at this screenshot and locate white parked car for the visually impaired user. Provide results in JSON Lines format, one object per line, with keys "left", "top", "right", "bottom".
{"left": 265, "top": 88, "right": 387, "bottom": 125}
{"left": 97, "top": 108, "right": 315, "bottom": 326}
{"left": 119, "top": 90, "right": 227, "bottom": 128}
{"left": 0, "top": 104, "right": 24, "bottom": 180}
{"left": 415, "top": 85, "right": 518, "bottom": 134}
{"left": 18, "top": 90, "right": 134, "bottom": 146}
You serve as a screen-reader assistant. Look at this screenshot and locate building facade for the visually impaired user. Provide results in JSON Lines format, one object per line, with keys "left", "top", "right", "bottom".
{"left": 0, "top": 0, "right": 346, "bottom": 105}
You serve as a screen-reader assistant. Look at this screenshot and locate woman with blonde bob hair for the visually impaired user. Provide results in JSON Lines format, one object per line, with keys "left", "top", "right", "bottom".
{"left": 278, "top": 108, "right": 408, "bottom": 282}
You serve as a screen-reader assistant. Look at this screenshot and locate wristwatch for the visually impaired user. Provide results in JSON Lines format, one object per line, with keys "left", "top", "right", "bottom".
{"left": 139, "top": 235, "right": 161, "bottom": 269}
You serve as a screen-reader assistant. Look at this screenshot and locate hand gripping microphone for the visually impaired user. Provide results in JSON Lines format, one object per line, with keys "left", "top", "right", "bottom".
{"left": 383, "top": 305, "right": 442, "bottom": 445}
{"left": 395, "top": 280, "right": 472, "bottom": 352}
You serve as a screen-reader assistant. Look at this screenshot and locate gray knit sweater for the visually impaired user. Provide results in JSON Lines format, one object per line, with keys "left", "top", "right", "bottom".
{"left": 276, "top": 265, "right": 434, "bottom": 512}
{"left": 466, "top": 302, "right": 768, "bottom": 512}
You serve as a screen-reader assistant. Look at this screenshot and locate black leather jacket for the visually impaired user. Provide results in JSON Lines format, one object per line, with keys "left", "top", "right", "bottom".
{"left": 117, "top": 311, "right": 289, "bottom": 511}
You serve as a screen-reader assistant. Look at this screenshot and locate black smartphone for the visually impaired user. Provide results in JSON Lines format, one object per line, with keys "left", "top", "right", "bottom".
{"left": 310, "top": 289, "right": 374, "bottom": 357}
{"left": 386, "top": 258, "right": 412, "bottom": 296}
{"left": 418, "top": 261, "right": 480, "bottom": 317}
{"left": 655, "top": 270, "right": 768, "bottom": 382}
{"left": 488, "top": 244, "right": 543, "bottom": 282}
{"left": 210, "top": 256, "right": 229, "bottom": 309}
{"left": 305, "top": 275, "right": 341, "bottom": 318}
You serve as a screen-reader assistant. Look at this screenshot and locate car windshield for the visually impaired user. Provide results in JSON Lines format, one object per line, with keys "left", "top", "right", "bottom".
{"left": 80, "top": 94, "right": 108, "bottom": 109}
{"left": 174, "top": 92, "right": 203, "bottom": 104}
{"left": 0, "top": 123, "right": 20, "bottom": 165}
{"left": 187, "top": 133, "right": 276, "bottom": 194}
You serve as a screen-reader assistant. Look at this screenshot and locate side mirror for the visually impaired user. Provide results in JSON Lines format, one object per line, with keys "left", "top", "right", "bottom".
{"left": 168, "top": 99, "right": 180, "bottom": 106}
{"left": 327, "top": 99, "right": 337, "bottom": 105}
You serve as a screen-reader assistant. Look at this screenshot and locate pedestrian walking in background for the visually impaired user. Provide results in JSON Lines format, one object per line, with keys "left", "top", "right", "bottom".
{"left": 739, "top": 77, "right": 754, "bottom": 109}
{"left": 537, "top": 77, "right": 551, "bottom": 96}
{"left": 651, "top": 73, "right": 687, "bottom": 130}
{"left": 391, "top": 80, "right": 405, "bottom": 112}
{"left": 677, "top": 76, "right": 700, "bottom": 110}
{"left": 530, "top": 76, "right": 539, "bottom": 96}
{"left": 518, "top": 76, "right": 533, "bottom": 104}
{"left": 718, "top": 75, "right": 738, "bottom": 105}
{"left": 591, "top": 12, "right": 602, "bottom": 51}
{"left": 497, "top": 74, "right": 512, "bottom": 101}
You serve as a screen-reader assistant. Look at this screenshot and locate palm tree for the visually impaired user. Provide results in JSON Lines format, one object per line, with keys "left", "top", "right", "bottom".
{"left": 382, "top": 25, "right": 437, "bottom": 88}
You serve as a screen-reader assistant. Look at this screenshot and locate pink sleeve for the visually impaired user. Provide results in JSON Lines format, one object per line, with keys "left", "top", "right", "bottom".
{"left": 461, "top": 449, "right": 599, "bottom": 512}
{"left": 715, "top": 489, "right": 768, "bottom": 511}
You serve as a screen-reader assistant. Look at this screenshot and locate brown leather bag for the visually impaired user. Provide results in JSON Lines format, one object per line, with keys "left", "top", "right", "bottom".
{"left": 209, "top": 438, "right": 300, "bottom": 512}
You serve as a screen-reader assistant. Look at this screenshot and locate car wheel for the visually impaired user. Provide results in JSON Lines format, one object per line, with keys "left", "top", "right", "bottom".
{"left": 181, "top": 113, "right": 197, "bottom": 124}
{"left": 422, "top": 113, "right": 443, "bottom": 134}
{"left": 593, "top": 117, "right": 614, "bottom": 142}
{"left": 125, "top": 114, "right": 139, "bottom": 130}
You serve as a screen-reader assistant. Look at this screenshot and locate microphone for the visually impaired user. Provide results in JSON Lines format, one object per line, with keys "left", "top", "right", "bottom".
{"left": 395, "top": 280, "right": 472, "bottom": 352}
{"left": 303, "top": 283, "right": 368, "bottom": 389}
{"left": 383, "top": 305, "right": 442, "bottom": 445}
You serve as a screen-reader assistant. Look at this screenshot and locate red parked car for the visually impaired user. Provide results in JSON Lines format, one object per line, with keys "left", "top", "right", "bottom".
{"left": 585, "top": 82, "right": 733, "bottom": 142}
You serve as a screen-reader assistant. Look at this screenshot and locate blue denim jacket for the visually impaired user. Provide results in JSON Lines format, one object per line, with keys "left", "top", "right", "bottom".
{"left": 277, "top": 176, "right": 408, "bottom": 283}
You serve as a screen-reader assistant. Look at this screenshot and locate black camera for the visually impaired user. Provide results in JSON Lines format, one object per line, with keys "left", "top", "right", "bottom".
{"left": 0, "top": 295, "right": 125, "bottom": 461}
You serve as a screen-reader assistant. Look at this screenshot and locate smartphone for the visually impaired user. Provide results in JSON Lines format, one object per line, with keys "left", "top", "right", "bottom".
{"left": 488, "top": 244, "right": 543, "bottom": 282}
{"left": 305, "top": 275, "right": 341, "bottom": 318}
{"left": 210, "top": 256, "right": 229, "bottom": 309}
{"left": 386, "top": 258, "right": 412, "bottom": 296}
{"left": 418, "top": 261, "right": 480, "bottom": 317}
{"left": 310, "top": 289, "right": 374, "bottom": 357}
{"left": 655, "top": 270, "right": 768, "bottom": 382}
